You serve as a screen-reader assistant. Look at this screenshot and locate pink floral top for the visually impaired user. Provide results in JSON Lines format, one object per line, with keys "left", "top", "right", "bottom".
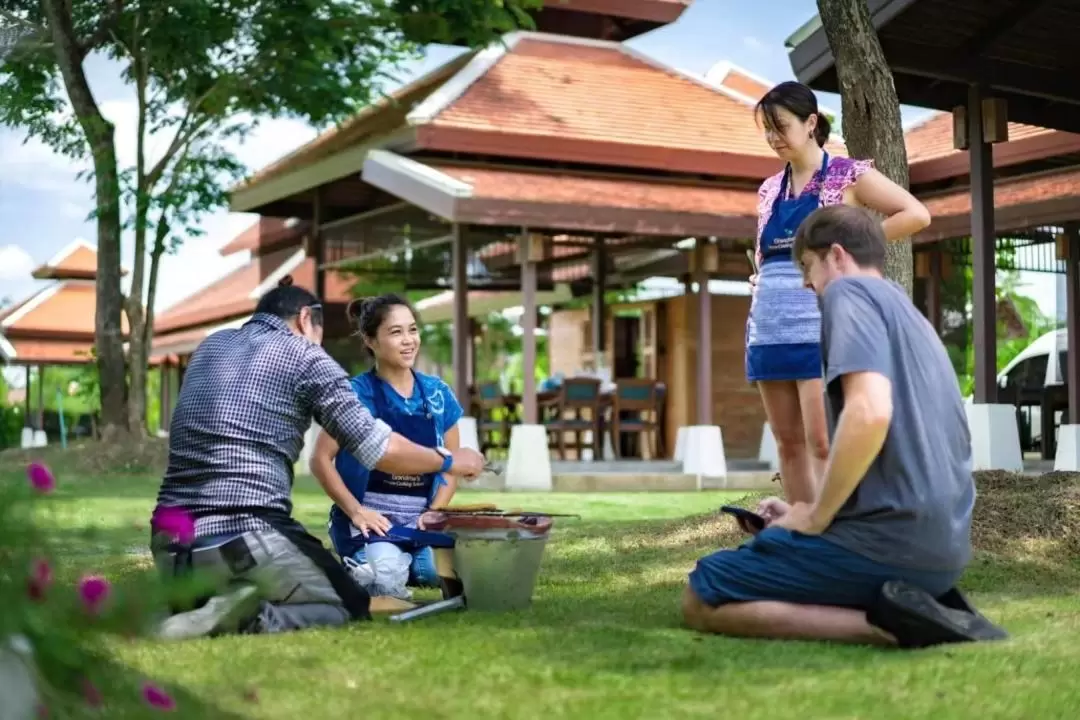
{"left": 753, "top": 156, "right": 874, "bottom": 270}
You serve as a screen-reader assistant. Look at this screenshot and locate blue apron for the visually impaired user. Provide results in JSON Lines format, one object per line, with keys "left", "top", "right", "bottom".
{"left": 745, "top": 152, "right": 829, "bottom": 382}
{"left": 328, "top": 370, "right": 449, "bottom": 559}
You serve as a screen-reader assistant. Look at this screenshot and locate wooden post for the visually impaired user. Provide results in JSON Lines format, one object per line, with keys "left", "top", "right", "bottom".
{"left": 519, "top": 230, "right": 543, "bottom": 424}
{"left": 691, "top": 240, "right": 714, "bottom": 425}
{"left": 968, "top": 84, "right": 998, "bottom": 404}
{"left": 591, "top": 240, "right": 606, "bottom": 368}
{"left": 1066, "top": 223, "right": 1080, "bottom": 424}
{"left": 451, "top": 224, "right": 470, "bottom": 405}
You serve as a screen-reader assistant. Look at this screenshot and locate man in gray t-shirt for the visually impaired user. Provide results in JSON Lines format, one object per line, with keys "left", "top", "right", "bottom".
{"left": 683, "top": 204, "right": 1005, "bottom": 648}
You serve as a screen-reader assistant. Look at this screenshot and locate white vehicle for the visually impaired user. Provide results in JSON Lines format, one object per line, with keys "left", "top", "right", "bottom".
{"left": 972, "top": 328, "right": 1068, "bottom": 450}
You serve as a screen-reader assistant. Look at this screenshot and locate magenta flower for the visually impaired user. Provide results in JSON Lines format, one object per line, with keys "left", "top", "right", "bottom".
{"left": 151, "top": 506, "right": 195, "bottom": 544}
{"left": 142, "top": 683, "right": 176, "bottom": 712}
{"left": 82, "top": 678, "right": 103, "bottom": 708}
{"left": 26, "top": 462, "right": 55, "bottom": 494}
{"left": 78, "top": 575, "right": 111, "bottom": 615}
{"left": 27, "top": 558, "right": 52, "bottom": 601}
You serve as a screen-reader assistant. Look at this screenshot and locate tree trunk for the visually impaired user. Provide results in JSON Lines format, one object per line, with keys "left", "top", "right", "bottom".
{"left": 40, "top": 0, "right": 128, "bottom": 435}
{"left": 816, "top": 0, "right": 914, "bottom": 296}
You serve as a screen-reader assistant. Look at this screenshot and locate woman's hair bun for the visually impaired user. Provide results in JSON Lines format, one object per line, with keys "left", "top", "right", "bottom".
{"left": 278, "top": 274, "right": 294, "bottom": 288}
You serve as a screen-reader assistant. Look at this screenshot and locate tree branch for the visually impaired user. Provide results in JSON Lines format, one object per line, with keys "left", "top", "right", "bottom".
{"left": 79, "top": 0, "right": 124, "bottom": 55}
{"left": 144, "top": 80, "right": 221, "bottom": 189}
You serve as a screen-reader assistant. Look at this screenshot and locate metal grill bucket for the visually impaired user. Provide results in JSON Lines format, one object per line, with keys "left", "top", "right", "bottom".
{"left": 452, "top": 527, "right": 549, "bottom": 612}
{"left": 421, "top": 512, "right": 554, "bottom": 613}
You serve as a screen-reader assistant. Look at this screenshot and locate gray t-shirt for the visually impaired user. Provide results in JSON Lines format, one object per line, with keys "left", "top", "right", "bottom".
{"left": 819, "top": 276, "right": 974, "bottom": 572}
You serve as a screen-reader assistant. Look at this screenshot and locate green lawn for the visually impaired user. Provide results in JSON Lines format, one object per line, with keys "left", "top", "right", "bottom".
{"left": 6, "top": 457, "right": 1080, "bottom": 719}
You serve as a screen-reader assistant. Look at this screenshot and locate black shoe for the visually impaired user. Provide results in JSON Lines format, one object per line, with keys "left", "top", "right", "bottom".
{"left": 867, "top": 581, "right": 1007, "bottom": 649}
{"left": 935, "top": 587, "right": 1009, "bottom": 641}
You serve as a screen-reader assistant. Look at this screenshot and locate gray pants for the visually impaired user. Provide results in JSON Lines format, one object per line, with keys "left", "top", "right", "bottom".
{"left": 152, "top": 529, "right": 351, "bottom": 633}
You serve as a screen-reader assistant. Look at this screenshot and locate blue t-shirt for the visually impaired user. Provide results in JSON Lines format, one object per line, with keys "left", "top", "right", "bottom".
{"left": 334, "top": 370, "right": 464, "bottom": 495}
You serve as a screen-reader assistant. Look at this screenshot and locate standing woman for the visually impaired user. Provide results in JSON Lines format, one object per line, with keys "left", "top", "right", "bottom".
{"left": 746, "top": 81, "right": 931, "bottom": 504}
{"left": 309, "top": 294, "right": 465, "bottom": 598}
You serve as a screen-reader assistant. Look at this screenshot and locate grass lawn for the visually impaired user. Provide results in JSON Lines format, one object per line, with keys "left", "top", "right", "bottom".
{"left": 5, "top": 451, "right": 1080, "bottom": 719}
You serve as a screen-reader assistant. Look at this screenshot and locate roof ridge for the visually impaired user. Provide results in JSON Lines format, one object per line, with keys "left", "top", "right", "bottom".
{"left": 406, "top": 35, "right": 523, "bottom": 126}
{"left": 44, "top": 237, "right": 95, "bottom": 268}
{"left": 0, "top": 282, "right": 69, "bottom": 330}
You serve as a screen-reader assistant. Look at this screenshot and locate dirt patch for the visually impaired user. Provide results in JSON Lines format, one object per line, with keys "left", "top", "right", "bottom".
{"left": 0, "top": 436, "right": 169, "bottom": 476}
{"left": 972, "top": 470, "right": 1080, "bottom": 555}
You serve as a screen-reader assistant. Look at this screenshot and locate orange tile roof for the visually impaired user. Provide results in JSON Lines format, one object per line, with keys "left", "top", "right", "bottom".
{"left": 921, "top": 168, "right": 1080, "bottom": 218}
{"left": 154, "top": 246, "right": 357, "bottom": 339}
{"left": 219, "top": 217, "right": 308, "bottom": 256}
{"left": 437, "top": 163, "right": 760, "bottom": 216}
{"left": 905, "top": 112, "right": 1054, "bottom": 163}
{"left": 1, "top": 282, "right": 129, "bottom": 336}
{"left": 234, "top": 51, "right": 476, "bottom": 192}
{"left": 426, "top": 37, "right": 779, "bottom": 160}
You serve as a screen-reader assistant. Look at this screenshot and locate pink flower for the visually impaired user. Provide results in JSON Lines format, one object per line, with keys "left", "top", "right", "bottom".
{"left": 27, "top": 558, "right": 52, "bottom": 601}
{"left": 151, "top": 506, "right": 195, "bottom": 544}
{"left": 36, "top": 703, "right": 48, "bottom": 718}
{"left": 26, "top": 463, "right": 55, "bottom": 494}
{"left": 78, "top": 575, "right": 111, "bottom": 615}
{"left": 82, "top": 678, "right": 103, "bottom": 708}
{"left": 142, "top": 683, "right": 176, "bottom": 712}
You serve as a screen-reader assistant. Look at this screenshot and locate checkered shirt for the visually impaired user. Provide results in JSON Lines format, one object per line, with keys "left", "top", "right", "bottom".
{"left": 156, "top": 313, "right": 392, "bottom": 538}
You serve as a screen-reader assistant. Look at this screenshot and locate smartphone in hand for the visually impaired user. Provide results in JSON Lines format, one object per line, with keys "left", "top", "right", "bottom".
{"left": 720, "top": 505, "right": 766, "bottom": 534}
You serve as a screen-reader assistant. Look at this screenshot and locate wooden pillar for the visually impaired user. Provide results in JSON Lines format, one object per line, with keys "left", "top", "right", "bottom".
{"left": 36, "top": 365, "right": 44, "bottom": 430}
{"left": 1066, "top": 223, "right": 1080, "bottom": 423}
{"left": 591, "top": 241, "right": 606, "bottom": 367}
{"left": 966, "top": 85, "right": 998, "bottom": 404}
{"left": 160, "top": 359, "right": 172, "bottom": 433}
{"left": 23, "top": 366, "right": 30, "bottom": 428}
{"left": 692, "top": 240, "right": 714, "bottom": 425}
{"left": 466, "top": 318, "right": 477, "bottom": 387}
{"left": 451, "top": 224, "right": 470, "bottom": 405}
{"left": 519, "top": 230, "right": 542, "bottom": 424}
{"left": 312, "top": 189, "right": 326, "bottom": 300}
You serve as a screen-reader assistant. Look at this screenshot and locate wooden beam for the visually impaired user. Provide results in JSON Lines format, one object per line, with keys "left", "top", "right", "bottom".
{"left": 956, "top": 0, "right": 1052, "bottom": 58}
{"left": 882, "top": 40, "right": 1080, "bottom": 107}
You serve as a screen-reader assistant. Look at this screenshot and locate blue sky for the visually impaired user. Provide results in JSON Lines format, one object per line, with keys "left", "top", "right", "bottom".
{"left": 0, "top": 0, "right": 1060, "bottom": 320}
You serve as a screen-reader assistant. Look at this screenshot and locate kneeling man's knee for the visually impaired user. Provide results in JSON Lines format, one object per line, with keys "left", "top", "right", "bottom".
{"left": 681, "top": 585, "right": 710, "bottom": 631}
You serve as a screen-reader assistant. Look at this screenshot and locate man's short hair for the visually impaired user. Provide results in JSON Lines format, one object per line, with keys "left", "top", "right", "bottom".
{"left": 793, "top": 205, "right": 887, "bottom": 272}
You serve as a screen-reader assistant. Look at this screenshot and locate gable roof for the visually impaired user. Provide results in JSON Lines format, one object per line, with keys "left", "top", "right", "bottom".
{"left": 31, "top": 238, "right": 97, "bottom": 280}
{"left": 232, "top": 33, "right": 828, "bottom": 213}
{"left": 407, "top": 33, "right": 783, "bottom": 173}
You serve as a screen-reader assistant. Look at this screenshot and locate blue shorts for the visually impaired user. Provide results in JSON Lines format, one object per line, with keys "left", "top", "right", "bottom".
{"left": 688, "top": 527, "right": 962, "bottom": 609}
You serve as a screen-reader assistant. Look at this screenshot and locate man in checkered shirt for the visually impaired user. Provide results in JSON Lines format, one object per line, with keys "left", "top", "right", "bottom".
{"left": 150, "top": 277, "right": 484, "bottom": 640}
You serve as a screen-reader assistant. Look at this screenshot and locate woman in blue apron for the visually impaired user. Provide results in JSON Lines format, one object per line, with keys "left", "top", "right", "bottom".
{"left": 309, "top": 294, "right": 464, "bottom": 599}
{"left": 746, "top": 82, "right": 931, "bottom": 506}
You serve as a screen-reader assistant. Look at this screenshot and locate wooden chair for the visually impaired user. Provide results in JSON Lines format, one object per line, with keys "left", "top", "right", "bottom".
{"left": 471, "top": 381, "right": 510, "bottom": 456}
{"left": 609, "top": 379, "right": 663, "bottom": 459}
{"left": 544, "top": 378, "right": 605, "bottom": 460}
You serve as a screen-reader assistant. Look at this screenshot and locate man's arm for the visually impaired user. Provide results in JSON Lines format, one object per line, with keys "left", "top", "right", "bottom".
{"left": 810, "top": 371, "right": 892, "bottom": 530}
{"left": 297, "top": 347, "right": 447, "bottom": 475}
{"left": 808, "top": 281, "right": 894, "bottom": 531}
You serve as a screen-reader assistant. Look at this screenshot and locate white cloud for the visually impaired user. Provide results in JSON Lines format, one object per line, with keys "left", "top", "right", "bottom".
{"left": 0, "top": 244, "right": 35, "bottom": 281}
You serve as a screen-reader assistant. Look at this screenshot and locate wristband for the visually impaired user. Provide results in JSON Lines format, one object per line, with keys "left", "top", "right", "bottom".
{"left": 436, "top": 446, "right": 453, "bottom": 473}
